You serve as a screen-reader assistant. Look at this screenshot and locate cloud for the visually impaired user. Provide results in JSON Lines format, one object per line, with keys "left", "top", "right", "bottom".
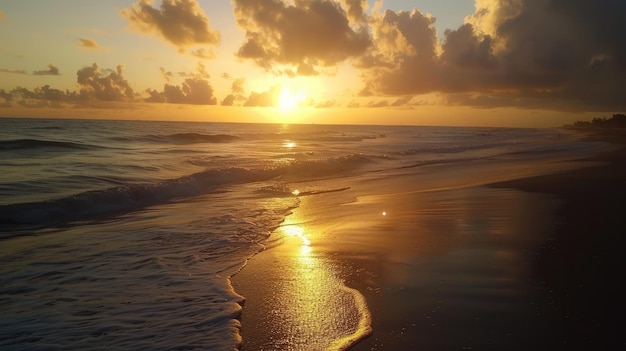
{"left": 76, "top": 63, "right": 135, "bottom": 101}
{"left": 1, "top": 63, "right": 138, "bottom": 107}
{"left": 359, "top": 0, "right": 626, "bottom": 111}
{"left": 160, "top": 67, "right": 173, "bottom": 83}
{"left": 33, "top": 64, "right": 61, "bottom": 76}
{"left": 78, "top": 38, "right": 100, "bottom": 49}
{"left": 2, "top": 85, "right": 76, "bottom": 108}
{"left": 366, "top": 99, "right": 389, "bottom": 108}
{"left": 314, "top": 99, "right": 337, "bottom": 108}
{"left": 1, "top": 65, "right": 61, "bottom": 76}
{"left": 359, "top": 8, "right": 439, "bottom": 94}
{"left": 10, "top": 85, "right": 72, "bottom": 108}
{"left": 150, "top": 62, "right": 217, "bottom": 104}
{"left": 342, "top": 0, "right": 367, "bottom": 23}
{"left": 190, "top": 48, "right": 215, "bottom": 59}
{"left": 243, "top": 85, "right": 280, "bottom": 107}
{"left": 221, "top": 78, "right": 246, "bottom": 106}
{"left": 0, "top": 68, "right": 28, "bottom": 75}
{"left": 146, "top": 77, "right": 218, "bottom": 105}
{"left": 121, "top": 0, "right": 220, "bottom": 50}
{"left": 4, "top": 61, "right": 219, "bottom": 108}
{"left": 159, "top": 61, "right": 209, "bottom": 84}
{"left": 233, "top": 0, "right": 371, "bottom": 74}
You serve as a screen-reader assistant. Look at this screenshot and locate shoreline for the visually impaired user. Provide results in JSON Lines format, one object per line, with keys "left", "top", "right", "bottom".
{"left": 232, "top": 128, "right": 626, "bottom": 350}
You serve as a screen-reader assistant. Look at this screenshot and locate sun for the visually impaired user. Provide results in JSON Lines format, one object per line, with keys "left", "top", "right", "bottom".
{"left": 278, "top": 86, "right": 305, "bottom": 111}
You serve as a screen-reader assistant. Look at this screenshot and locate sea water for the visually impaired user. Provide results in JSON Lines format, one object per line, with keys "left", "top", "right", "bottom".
{"left": 0, "top": 118, "right": 601, "bottom": 350}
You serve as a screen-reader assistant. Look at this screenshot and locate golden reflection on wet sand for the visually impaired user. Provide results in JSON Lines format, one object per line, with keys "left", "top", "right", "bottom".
{"left": 276, "top": 220, "right": 372, "bottom": 351}
{"left": 235, "top": 211, "right": 372, "bottom": 351}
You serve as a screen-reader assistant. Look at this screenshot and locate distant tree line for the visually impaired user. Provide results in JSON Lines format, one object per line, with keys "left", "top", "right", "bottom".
{"left": 568, "top": 114, "right": 626, "bottom": 128}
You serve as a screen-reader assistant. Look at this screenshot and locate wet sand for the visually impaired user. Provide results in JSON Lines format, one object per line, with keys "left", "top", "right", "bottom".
{"left": 488, "top": 128, "right": 626, "bottom": 349}
{"left": 232, "top": 128, "right": 626, "bottom": 350}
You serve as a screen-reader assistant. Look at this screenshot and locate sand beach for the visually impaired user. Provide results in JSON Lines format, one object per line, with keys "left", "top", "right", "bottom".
{"left": 232, "top": 128, "right": 626, "bottom": 350}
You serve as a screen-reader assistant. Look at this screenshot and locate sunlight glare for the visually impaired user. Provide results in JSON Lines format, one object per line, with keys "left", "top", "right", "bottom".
{"left": 283, "top": 141, "right": 297, "bottom": 148}
{"left": 278, "top": 86, "right": 306, "bottom": 111}
{"left": 283, "top": 225, "right": 310, "bottom": 246}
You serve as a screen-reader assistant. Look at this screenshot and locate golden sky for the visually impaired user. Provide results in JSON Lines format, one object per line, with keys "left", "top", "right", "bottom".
{"left": 0, "top": 0, "right": 624, "bottom": 126}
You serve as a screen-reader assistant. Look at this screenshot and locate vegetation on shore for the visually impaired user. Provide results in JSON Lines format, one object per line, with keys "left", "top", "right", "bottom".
{"left": 567, "top": 114, "right": 626, "bottom": 128}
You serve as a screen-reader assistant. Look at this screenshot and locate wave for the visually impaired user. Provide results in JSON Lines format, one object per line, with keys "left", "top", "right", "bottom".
{"left": 279, "top": 154, "right": 375, "bottom": 180}
{"left": 396, "top": 140, "right": 517, "bottom": 156}
{"left": 0, "top": 154, "right": 376, "bottom": 230}
{"left": 147, "top": 133, "right": 241, "bottom": 144}
{"left": 0, "top": 139, "right": 98, "bottom": 152}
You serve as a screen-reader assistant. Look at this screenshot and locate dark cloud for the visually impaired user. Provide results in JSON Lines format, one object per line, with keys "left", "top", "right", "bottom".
{"left": 342, "top": 0, "right": 367, "bottom": 23}
{"left": 33, "top": 64, "right": 61, "bottom": 76}
{"left": 233, "top": 0, "right": 370, "bottom": 74}
{"left": 146, "top": 77, "right": 217, "bottom": 105}
{"left": 77, "top": 63, "right": 135, "bottom": 101}
{"left": 121, "top": 0, "right": 220, "bottom": 49}
{"left": 360, "top": 0, "right": 626, "bottom": 111}
{"left": 0, "top": 89, "right": 12, "bottom": 107}
{"left": 78, "top": 38, "right": 99, "bottom": 49}
{"left": 359, "top": 8, "right": 439, "bottom": 94}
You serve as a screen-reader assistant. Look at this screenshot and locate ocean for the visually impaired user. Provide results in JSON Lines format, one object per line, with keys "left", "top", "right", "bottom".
{"left": 0, "top": 118, "right": 602, "bottom": 350}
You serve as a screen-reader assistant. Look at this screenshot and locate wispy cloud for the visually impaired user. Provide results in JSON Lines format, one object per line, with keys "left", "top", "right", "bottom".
{"left": 0, "top": 68, "right": 28, "bottom": 75}
{"left": 33, "top": 64, "right": 61, "bottom": 76}
{"left": 78, "top": 38, "right": 100, "bottom": 50}
{"left": 1, "top": 64, "right": 61, "bottom": 76}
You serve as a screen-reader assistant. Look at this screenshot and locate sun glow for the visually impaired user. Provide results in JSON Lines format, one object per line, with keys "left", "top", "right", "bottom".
{"left": 278, "top": 86, "right": 306, "bottom": 110}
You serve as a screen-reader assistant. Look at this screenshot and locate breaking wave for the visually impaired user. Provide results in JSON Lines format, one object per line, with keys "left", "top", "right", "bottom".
{"left": 0, "top": 154, "right": 375, "bottom": 230}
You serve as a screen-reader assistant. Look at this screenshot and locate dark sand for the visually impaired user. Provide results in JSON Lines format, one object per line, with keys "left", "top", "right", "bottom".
{"left": 233, "top": 128, "right": 626, "bottom": 350}
{"left": 488, "top": 128, "right": 626, "bottom": 349}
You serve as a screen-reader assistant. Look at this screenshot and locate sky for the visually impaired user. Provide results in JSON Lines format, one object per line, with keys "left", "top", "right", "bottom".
{"left": 1, "top": 0, "right": 625, "bottom": 126}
